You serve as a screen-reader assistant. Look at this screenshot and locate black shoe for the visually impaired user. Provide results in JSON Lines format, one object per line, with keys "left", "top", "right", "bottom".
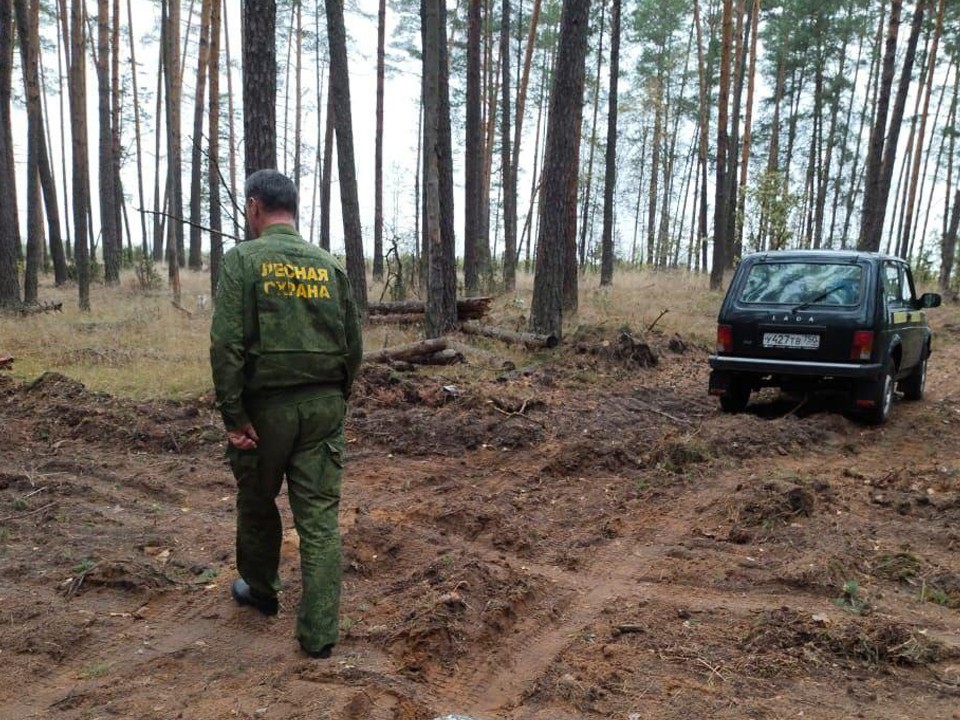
{"left": 231, "top": 578, "right": 278, "bottom": 616}
{"left": 299, "top": 640, "right": 334, "bottom": 659}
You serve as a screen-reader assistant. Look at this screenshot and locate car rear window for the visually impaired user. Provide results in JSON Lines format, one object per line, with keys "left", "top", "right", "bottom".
{"left": 739, "top": 262, "right": 863, "bottom": 307}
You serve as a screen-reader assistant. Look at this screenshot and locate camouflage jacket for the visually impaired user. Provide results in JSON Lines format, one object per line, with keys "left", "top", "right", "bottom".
{"left": 210, "top": 224, "right": 363, "bottom": 430}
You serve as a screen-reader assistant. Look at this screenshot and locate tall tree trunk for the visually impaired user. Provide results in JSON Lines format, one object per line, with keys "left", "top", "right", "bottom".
{"left": 373, "top": 0, "right": 386, "bottom": 280}
{"left": 899, "top": 0, "right": 944, "bottom": 260}
{"left": 422, "top": 0, "right": 456, "bottom": 337}
{"left": 151, "top": 22, "right": 165, "bottom": 261}
{"left": 530, "top": 0, "right": 591, "bottom": 337}
{"left": 15, "top": 0, "right": 40, "bottom": 302}
{"left": 465, "top": 0, "right": 483, "bottom": 293}
{"left": 111, "top": 0, "right": 123, "bottom": 262}
{"left": 500, "top": 0, "right": 516, "bottom": 290}
{"left": 710, "top": 0, "right": 734, "bottom": 289}
{"left": 208, "top": 0, "right": 222, "bottom": 296}
{"left": 97, "top": 0, "right": 121, "bottom": 282}
{"left": 599, "top": 0, "right": 619, "bottom": 286}
{"left": 189, "top": 0, "right": 212, "bottom": 270}
{"left": 163, "top": 0, "right": 183, "bottom": 300}
{"left": 693, "top": 0, "right": 710, "bottom": 269}
{"left": 724, "top": 0, "right": 746, "bottom": 267}
{"left": 578, "top": 0, "right": 605, "bottom": 269}
{"left": 437, "top": 0, "right": 457, "bottom": 298}
{"left": 69, "top": 0, "right": 92, "bottom": 310}
{"left": 242, "top": 0, "right": 277, "bottom": 177}
{"left": 127, "top": 0, "right": 148, "bottom": 256}
{"left": 859, "top": 0, "right": 903, "bottom": 250}
{"left": 320, "top": 73, "right": 334, "bottom": 251}
{"left": 509, "top": 0, "right": 541, "bottom": 283}
{"left": 223, "top": 0, "right": 239, "bottom": 241}
{"left": 735, "top": 0, "right": 759, "bottom": 257}
{"left": 941, "top": 188, "right": 960, "bottom": 290}
{"left": 55, "top": 3, "right": 72, "bottom": 260}
{"left": 325, "top": 0, "right": 368, "bottom": 309}
{"left": 646, "top": 94, "right": 662, "bottom": 267}
{"left": 293, "top": 1, "right": 302, "bottom": 193}
{"left": 35, "top": 56, "right": 67, "bottom": 285}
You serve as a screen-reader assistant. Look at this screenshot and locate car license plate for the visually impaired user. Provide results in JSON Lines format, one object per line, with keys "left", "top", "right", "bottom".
{"left": 762, "top": 332, "right": 820, "bottom": 350}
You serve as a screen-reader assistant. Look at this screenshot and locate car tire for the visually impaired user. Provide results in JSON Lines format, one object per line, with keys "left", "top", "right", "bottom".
{"left": 863, "top": 360, "right": 896, "bottom": 424}
{"left": 719, "top": 377, "right": 751, "bottom": 413}
{"left": 900, "top": 351, "right": 927, "bottom": 401}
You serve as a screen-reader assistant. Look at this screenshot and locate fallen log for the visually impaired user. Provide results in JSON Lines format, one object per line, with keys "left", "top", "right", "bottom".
{"left": 412, "top": 348, "right": 464, "bottom": 366}
{"left": 0, "top": 355, "right": 14, "bottom": 371}
{"left": 362, "top": 337, "right": 448, "bottom": 365}
{"left": 367, "top": 296, "right": 492, "bottom": 321}
{"left": 461, "top": 321, "right": 559, "bottom": 349}
{"left": 14, "top": 301, "right": 63, "bottom": 316}
{"left": 365, "top": 313, "right": 423, "bottom": 325}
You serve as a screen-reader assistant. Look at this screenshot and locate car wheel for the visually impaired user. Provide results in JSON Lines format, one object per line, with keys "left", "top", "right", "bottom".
{"left": 900, "top": 351, "right": 927, "bottom": 401}
{"left": 863, "top": 360, "right": 896, "bottom": 424}
{"left": 719, "top": 377, "right": 751, "bottom": 413}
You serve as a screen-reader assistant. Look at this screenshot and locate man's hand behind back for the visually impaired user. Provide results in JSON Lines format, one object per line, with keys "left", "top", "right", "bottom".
{"left": 228, "top": 424, "right": 260, "bottom": 450}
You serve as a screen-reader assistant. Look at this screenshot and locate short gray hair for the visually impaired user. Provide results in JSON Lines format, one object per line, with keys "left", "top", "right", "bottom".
{"left": 244, "top": 169, "right": 298, "bottom": 214}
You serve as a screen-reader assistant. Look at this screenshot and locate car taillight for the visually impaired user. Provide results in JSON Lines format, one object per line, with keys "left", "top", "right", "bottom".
{"left": 851, "top": 330, "right": 874, "bottom": 361}
{"left": 717, "top": 324, "right": 733, "bottom": 353}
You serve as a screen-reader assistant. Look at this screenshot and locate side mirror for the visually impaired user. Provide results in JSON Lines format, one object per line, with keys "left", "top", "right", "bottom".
{"left": 919, "top": 292, "right": 942, "bottom": 309}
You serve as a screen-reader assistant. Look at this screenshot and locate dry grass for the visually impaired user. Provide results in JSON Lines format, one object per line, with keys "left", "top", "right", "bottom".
{"left": 0, "top": 265, "right": 723, "bottom": 399}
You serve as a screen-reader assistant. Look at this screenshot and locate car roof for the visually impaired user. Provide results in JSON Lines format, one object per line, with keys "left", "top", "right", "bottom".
{"left": 741, "top": 249, "right": 903, "bottom": 264}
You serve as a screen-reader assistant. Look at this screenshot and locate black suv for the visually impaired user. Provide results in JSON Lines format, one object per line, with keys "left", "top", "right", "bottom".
{"left": 708, "top": 250, "right": 941, "bottom": 423}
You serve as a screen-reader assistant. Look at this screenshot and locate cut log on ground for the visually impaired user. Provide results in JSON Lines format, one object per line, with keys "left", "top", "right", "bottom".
{"left": 10, "top": 302, "right": 63, "bottom": 316}
{"left": 447, "top": 341, "right": 512, "bottom": 368}
{"left": 0, "top": 355, "right": 14, "bottom": 371}
{"left": 362, "top": 337, "right": 448, "bottom": 365}
{"left": 367, "top": 296, "right": 492, "bottom": 321}
{"left": 365, "top": 313, "right": 424, "bottom": 325}
{"left": 413, "top": 348, "right": 464, "bottom": 366}
{"left": 461, "top": 321, "right": 559, "bottom": 349}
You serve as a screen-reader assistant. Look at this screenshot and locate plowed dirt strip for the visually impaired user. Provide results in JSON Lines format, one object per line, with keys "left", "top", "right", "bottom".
{"left": 2, "top": 326, "right": 960, "bottom": 720}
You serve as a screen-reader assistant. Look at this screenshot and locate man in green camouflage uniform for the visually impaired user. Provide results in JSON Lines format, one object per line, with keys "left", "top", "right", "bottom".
{"left": 210, "top": 169, "right": 362, "bottom": 659}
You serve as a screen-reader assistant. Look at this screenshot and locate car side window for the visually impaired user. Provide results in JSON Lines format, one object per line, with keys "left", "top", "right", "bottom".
{"left": 883, "top": 263, "right": 907, "bottom": 308}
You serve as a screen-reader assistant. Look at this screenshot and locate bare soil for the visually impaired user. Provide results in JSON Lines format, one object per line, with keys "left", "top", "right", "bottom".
{"left": 3, "top": 321, "right": 960, "bottom": 720}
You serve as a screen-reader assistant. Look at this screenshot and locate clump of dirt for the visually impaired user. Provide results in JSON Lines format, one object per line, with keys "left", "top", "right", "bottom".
{"left": 744, "top": 607, "right": 952, "bottom": 668}
{"left": 6, "top": 372, "right": 219, "bottom": 453}
{"left": 382, "top": 555, "right": 540, "bottom": 678}
{"left": 540, "top": 440, "right": 643, "bottom": 477}
{"left": 727, "top": 479, "right": 816, "bottom": 543}
{"left": 644, "top": 434, "right": 713, "bottom": 473}
{"left": 571, "top": 325, "right": 660, "bottom": 369}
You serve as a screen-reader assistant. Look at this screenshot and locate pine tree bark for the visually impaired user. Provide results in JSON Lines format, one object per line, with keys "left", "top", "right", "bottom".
{"left": 709, "top": 0, "right": 733, "bottom": 289}
{"left": 500, "top": 0, "right": 516, "bottom": 290}
{"left": 599, "top": 0, "right": 620, "bottom": 286}
{"left": 162, "top": 0, "right": 183, "bottom": 299}
{"left": 422, "top": 0, "right": 457, "bottom": 337}
{"left": 859, "top": 0, "right": 903, "bottom": 250}
{"left": 941, "top": 188, "right": 960, "bottom": 290}
{"left": 320, "top": 74, "right": 334, "bottom": 251}
{"left": 208, "top": 0, "right": 222, "bottom": 296}
{"left": 373, "top": 0, "right": 386, "bottom": 280}
{"left": 530, "top": 0, "right": 591, "bottom": 337}
{"left": 223, "top": 0, "right": 240, "bottom": 241}
{"left": 899, "top": 0, "right": 944, "bottom": 260}
{"left": 15, "top": 0, "right": 41, "bottom": 302}
{"left": 188, "top": 0, "right": 212, "bottom": 270}
{"left": 464, "top": 0, "right": 483, "bottom": 294}
{"left": 126, "top": 0, "right": 148, "bottom": 256}
{"left": 325, "top": 0, "right": 368, "bottom": 310}
{"left": 69, "top": 0, "right": 91, "bottom": 310}
{"left": 242, "top": 0, "right": 277, "bottom": 176}
{"left": 97, "top": 0, "right": 121, "bottom": 283}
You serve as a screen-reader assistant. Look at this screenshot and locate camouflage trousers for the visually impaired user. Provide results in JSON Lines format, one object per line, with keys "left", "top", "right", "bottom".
{"left": 227, "top": 391, "right": 346, "bottom": 652}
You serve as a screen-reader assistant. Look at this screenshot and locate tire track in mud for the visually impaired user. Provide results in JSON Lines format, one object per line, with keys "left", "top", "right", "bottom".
{"left": 414, "top": 367, "right": 960, "bottom": 718}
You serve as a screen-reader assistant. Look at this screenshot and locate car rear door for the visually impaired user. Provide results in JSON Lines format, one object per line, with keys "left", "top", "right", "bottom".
{"left": 881, "top": 260, "right": 922, "bottom": 372}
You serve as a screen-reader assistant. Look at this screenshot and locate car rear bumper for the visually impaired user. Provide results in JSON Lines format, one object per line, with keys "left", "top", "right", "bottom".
{"left": 708, "top": 355, "right": 883, "bottom": 378}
